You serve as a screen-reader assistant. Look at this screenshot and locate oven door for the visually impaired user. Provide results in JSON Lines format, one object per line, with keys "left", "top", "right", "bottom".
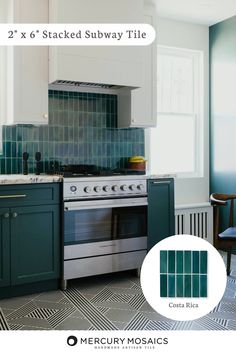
{"left": 64, "top": 197, "right": 147, "bottom": 245}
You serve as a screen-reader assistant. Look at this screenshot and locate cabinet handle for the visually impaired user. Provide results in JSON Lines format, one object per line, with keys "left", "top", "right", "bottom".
{"left": 151, "top": 181, "right": 172, "bottom": 185}
{"left": 12, "top": 212, "right": 18, "bottom": 218}
{"left": 0, "top": 194, "right": 26, "bottom": 199}
{"left": 3, "top": 213, "right": 9, "bottom": 218}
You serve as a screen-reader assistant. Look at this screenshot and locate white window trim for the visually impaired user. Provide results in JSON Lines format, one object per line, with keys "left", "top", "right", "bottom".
{"left": 146, "top": 45, "right": 204, "bottom": 179}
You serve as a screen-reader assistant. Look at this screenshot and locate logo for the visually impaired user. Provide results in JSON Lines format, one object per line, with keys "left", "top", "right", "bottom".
{"left": 67, "top": 336, "right": 78, "bottom": 346}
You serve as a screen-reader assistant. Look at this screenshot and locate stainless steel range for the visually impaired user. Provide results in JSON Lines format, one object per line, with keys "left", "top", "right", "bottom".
{"left": 61, "top": 167, "right": 147, "bottom": 290}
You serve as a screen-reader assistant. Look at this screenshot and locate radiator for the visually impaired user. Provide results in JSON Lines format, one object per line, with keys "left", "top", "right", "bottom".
{"left": 175, "top": 203, "right": 213, "bottom": 244}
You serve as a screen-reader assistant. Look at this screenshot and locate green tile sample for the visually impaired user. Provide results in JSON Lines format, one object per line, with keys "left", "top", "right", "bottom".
{"left": 176, "top": 274, "right": 184, "bottom": 297}
{"left": 160, "top": 274, "right": 167, "bottom": 297}
{"left": 200, "top": 275, "right": 208, "bottom": 297}
{"left": 168, "top": 275, "right": 175, "bottom": 297}
{"left": 168, "top": 251, "right": 175, "bottom": 273}
{"left": 184, "top": 275, "right": 192, "bottom": 297}
{"left": 184, "top": 251, "right": 192, "bottom": 273}
{"left": 160, "top": 250, "right": 208, "bottom": 298}
{"left": 160, "top": 251, "right": 167, "bottom": 273}
{"left": 176, "top": 251, "right": 183, "bottom": 274}
{"left": 192, "top": 251, "right": 200, "bottom": 273}
{"left": 192, "top": 275, "right": 200, "bottom": 297}
{"left": 200, "top": 251, "right": 207, "bottom": 274}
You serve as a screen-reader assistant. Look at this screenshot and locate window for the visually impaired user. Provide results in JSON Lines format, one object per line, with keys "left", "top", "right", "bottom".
{"left": 148, "top": 46, "right": 204, "bottom": 177}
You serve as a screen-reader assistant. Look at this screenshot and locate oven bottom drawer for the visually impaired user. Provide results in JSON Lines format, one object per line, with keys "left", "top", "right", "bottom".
{"left": 64, "top": 237, "right": 147, "bottom": 260}
{"left": 63, "top": 250, "right": 147, "bottom": 280}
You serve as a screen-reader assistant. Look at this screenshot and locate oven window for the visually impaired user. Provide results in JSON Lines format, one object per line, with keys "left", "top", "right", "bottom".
{"left": 112, "top": 206, "right": 147, "bottom": 240}
{"left": 64, "top": 206, "right": 147, "bottom": 245}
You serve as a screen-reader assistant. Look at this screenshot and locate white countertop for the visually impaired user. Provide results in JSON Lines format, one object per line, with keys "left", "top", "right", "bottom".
{"left": 0, "top": 174, "right": 62, "bottom": 185}
{"left": 0, "top": 173, "right": 175, "bottom": 185}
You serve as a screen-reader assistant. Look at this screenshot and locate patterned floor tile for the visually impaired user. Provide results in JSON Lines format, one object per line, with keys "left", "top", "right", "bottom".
{"left": 171, "top": 321, "right": 193, "bottom": 330}
{"left": 108, "top": 293, "right": 134, "bottom": 303}
{"left": 90, "top": 288, "right": 113, "bottom": 303}
{"left": 63, "top": 287, "right": 118, "bottom": 330}
{"left": 6, "top": 301, "right": 38, "bottom": 320}
{"left": 7, "top": 316, "right": 52, "bottom": 329}
{"left": 55, "top": 316, "right": 91, "bottom": 330}
{"left": 9, "top": 324, "right": 23, "bottom": 330}
{"left": 131, "top": 283, "right": 142, "bottom": 290}
{"left": 92, "top": 300, "right": 134, "bottom": 311}
{"left": 219, "top": 302, "right": 236, "bottom": 313}
{"left": 208, "top": 311, "right": 236, "bottom": 320}
{"left": 145, "top": 320, "right": 173, "bottom": 330}
{"left": 27, "top": 308, "right": 58, "bottom": 319}
{"left": 124, "top": 312, "right": 149, "bottom": 330}
{"left": 0, "top": 308, "right": 10, "bottom": 330}
{"left": 227, "top": 320, "right": 236, "bottom": 330}
{"left": 108, "top": 279, "right": 136, "bottom": 289}
{"left": 190, "top": 323, "right": 206, "bottom": 330}
{"left": 33, "top": 291, "right": 65, "bottom": 303}
{"left": 111, "top": 321, "right": 127, "bottom": 330}
{"left": 0, "top": 297, "right": 33, "bottom": 311}
{"left": 95, "top": 307, "right": 110, "bottom": 314}
{"left": 0, "top": 308, "right": 14, "bottom": 317}
{"left": 212, "top": 318, "right": 228, "bottom": 327}
{"left": 47, "top": 307, "right": 76, "bottom": 328}
{"left": 141, "top": 310, "right": 174, "bottom": 322}
{"left": 21, "top": 326, "right": 49, "bottom": 330}
{"left": 195, "top": 316, "right": 228, "bottom": 330}
{"left": 68, "top": 309, "right": 85, "bottom": 319}
{"left": 107, "top": 287, "right": 141, "bottom": 295}
{"left": 0, "top": 255, "right": 236, "bottom": 331}
{"left": 128, "top": 293, "right": 146, "bottom": 310}
{"left": 105, "top": 308, "right": 137, "bottom": 322}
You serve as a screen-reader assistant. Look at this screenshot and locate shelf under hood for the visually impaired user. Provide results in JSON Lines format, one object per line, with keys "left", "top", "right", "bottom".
{"left": 49, "top": 80, "right": 138, "bottom": 95}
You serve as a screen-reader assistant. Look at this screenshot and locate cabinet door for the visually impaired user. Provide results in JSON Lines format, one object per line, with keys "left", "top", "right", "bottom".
{"left": 118, "top": 5, "right": 157, "bottom": 128}
{"left": 10, "top": 205, "right": 60, "bottom": 285}
{"left": 4, "top": 0, "right": 49, "bottom": 125}
{"left": 147, "top": 179, "right": 175, "bottom": 250}
{"left": 0, "top": 208, "right": 10, "bottom": 287}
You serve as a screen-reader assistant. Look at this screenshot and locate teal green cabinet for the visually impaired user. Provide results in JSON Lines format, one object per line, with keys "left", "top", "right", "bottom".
{"left": 148, "top": 179, "right": 175, "bottom": 250}
{"left": 0, "top": 183, "right": 61, "bottom": 296}
{"left": 11, "top": 205, "right": 59, "bottom": 285}
{"left": 0, "top": 208, "right": 11, "bottom": 287}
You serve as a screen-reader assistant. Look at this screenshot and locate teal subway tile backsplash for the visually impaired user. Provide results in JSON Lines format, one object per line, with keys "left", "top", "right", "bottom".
{"left": 0, "top": 90, "right": 144, "bottom": 173}
{"left": 160, "top": 250, "right": 208, "bottom": 298}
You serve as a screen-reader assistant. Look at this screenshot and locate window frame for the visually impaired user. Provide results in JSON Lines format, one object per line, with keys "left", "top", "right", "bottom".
{"left": 147, "top": 45, "right": 204, "bottom": 179}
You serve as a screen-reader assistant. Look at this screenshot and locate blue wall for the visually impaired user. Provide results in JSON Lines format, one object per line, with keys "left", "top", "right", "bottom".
{"left": 210, "top": 16, "right": 236, "bottom": 229}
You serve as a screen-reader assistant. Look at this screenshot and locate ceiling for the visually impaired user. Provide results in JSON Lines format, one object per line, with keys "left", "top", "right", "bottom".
{"left": 157, "top": 0, "right": 236, "bottom": 26}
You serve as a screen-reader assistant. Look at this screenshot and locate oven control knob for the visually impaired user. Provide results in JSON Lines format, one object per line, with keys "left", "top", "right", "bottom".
{"left": 120, "top": 184, "right": 128, "bottom": 191}
{"left": 94, "top": 186, "right": 101, "bottom": 193}
{"left": 70, "top": 185, "right": 77, "bottom": 192}
{"left": 84, "top": 186, "right": 91, "bottom": 193}
{"left": 112, "top": 185, "right": 119, "bottom": 192}
{"left": 103, "top": 185, "right": 110, "bottom": 192}
{"left": 137, "top": 184, "right": 144, "bottom": 191}
{"left": 129, "top": 184, "right": 136, "bottom": 191}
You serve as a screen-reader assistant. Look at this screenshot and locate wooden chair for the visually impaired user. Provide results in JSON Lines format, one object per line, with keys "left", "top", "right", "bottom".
{"left": 210, "top": 193, "right": 236, "bottom": 275}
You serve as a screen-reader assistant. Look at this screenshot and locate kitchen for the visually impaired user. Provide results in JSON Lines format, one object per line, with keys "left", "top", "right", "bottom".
{"left": 0, "top": 0, "right": 236, "bottom": 332}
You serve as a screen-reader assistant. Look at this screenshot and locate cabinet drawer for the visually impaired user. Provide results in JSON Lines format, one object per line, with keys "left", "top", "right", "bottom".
{"left": 0, "top": 183, "right": 60, "bottom": 206}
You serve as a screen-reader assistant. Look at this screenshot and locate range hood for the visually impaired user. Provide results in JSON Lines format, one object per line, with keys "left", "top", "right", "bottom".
{"left": 49, "top": 80, "right": 138, "bottom": 95}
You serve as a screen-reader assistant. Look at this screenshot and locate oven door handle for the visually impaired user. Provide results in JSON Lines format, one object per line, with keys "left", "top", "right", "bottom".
{"left": 64, "top": 197, "right": 148, "bottom": 211}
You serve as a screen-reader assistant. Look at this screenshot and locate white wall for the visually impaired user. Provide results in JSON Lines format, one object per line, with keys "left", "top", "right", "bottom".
{"left": 146, "top": 17, "right": 209, "bottom": 205}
